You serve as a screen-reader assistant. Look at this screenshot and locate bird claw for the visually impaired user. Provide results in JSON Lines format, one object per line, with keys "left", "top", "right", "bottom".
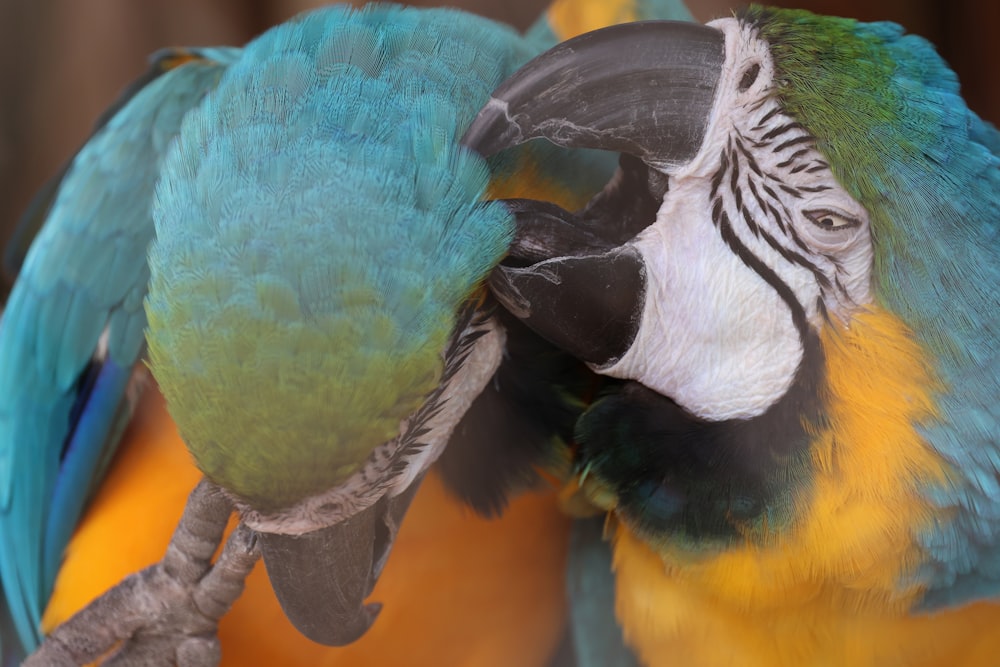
{"left": 24, "top": 479, "right": 260, "bottom": 667}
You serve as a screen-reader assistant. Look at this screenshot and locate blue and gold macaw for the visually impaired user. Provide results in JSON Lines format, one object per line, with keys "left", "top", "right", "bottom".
{"left": 1, "top": 1, "right": 692, "bottom": 665}
{"left": 464, "top": 6, "right": 1000, "bottom": 666}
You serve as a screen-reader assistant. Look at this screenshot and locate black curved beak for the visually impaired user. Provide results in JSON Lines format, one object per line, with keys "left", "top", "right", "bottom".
{"left": 461, "top": 20, "right": 724, "bottom": 169}
{"left": 257, "top": 480, "right": 421, "bottom": 646}
{"left": 461, "top": 21, "right": 724, "bottom": 367}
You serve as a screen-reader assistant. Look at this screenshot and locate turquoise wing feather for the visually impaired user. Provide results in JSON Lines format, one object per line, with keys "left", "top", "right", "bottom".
{"left": 0, "top": 47, "right": 237, "bottom": 655}
{"left": 2, "top": 50, "right": 226, "bottom": 287}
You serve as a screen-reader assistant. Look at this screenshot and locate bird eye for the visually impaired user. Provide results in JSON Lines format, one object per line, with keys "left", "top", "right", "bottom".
{"left": 738, "top": 63, "right": 760, "bottom": 92}
{"left": 804, "top": 208, "right": 860, "bottom": 232}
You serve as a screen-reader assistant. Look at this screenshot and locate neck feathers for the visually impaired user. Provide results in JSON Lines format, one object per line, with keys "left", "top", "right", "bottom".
{"left": 612, "top": 306, "right": 949, "bottom": 631}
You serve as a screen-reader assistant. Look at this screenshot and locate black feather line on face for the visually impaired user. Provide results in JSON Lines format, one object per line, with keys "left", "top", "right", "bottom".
{"left": 574, "top": 330, "right": 825, "bottom": 547}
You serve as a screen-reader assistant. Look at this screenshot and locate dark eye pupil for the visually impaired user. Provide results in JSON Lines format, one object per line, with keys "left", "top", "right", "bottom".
{"left": 806, "top": 210, "right": 859, "bottom": 231}
{"left": 738, "top": 63, "right": 760, "bottom": 92}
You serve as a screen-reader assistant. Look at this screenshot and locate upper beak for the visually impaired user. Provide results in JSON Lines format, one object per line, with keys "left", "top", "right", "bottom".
{"left": 256, "top": 479, "right": 422, "bottom": 646}
{"left": 461, "top": 20, "right": 724, "bottom": 170}
{"left": 460, "top": 21, "right": 725, "bottom": 368}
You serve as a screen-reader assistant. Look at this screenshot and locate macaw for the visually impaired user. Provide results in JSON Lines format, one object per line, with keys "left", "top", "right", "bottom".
{"left": 463, "top": 6, "right": 1000, "bottom": 667}
{"left": 2, "top": 1, "right": 692, "bottom": 664}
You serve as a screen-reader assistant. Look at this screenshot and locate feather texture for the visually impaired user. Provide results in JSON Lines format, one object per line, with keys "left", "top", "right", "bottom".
{"left": 0, "top": 49, "right": 235, "bottom": 654}
{"left": 475, "top": 6, "right": 998, "bottom": 665}
{"left": 146, "top": 5, "right": 529, "bottom": 509}
{"left": 747, "top": 5, "right": 1000, "bottom": 608}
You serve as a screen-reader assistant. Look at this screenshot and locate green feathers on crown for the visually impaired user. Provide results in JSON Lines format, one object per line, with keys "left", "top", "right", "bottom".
{"left": 743, "top": 7, "right": 999, "bottom": 357}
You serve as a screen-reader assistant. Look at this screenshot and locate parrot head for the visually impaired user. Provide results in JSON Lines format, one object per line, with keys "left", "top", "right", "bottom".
{"left": 144, "top": 6, "right": 518, "bottom": 646}
{"left": 464, "top": 5, "right": 999, "bottom": 600}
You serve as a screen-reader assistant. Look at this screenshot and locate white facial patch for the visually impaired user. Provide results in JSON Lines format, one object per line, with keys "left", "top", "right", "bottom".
{"left": 602, "top": 189, "right": 804, "bottom": 420}
{"left": 598, "top": 17, "right": 874, "bottom": 422}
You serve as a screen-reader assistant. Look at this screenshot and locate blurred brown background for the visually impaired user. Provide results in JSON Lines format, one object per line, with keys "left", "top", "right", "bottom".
{"left": 1, "top": 0, "right": 996, "bottom": 256}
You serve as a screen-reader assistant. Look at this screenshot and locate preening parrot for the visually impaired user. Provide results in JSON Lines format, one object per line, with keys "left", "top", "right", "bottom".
{"left": 1, "top": 1, "right": 692, "bottom": 665}
{"left": 463, "top": 6, "right": 1000, "bottom": 667}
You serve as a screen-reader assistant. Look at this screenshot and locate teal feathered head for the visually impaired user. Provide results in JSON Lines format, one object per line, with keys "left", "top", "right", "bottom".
{"left": 146, "top": 5, "right": 522, "bottom": 511}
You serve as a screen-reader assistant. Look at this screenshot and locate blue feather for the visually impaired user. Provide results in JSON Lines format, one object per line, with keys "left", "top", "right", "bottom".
{"left": 0, "top": 48, "right": 235, "bottom": 655}
{"left": 43, "top": 356, "right": 133, "bottom": 596}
